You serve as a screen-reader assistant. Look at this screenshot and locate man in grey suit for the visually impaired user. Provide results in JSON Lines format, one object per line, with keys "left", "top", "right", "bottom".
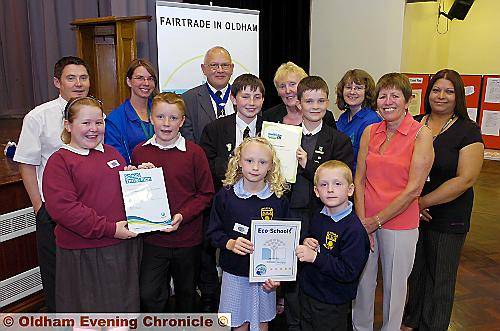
{"left": 182, "top": 46, "right": 235, "bottom": 143}
{"left": 181, "top": 46, "right": 234, "bottom": 312}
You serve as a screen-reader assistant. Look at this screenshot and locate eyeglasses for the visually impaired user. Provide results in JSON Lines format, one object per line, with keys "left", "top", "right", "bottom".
{"left": 206, "top": 63, "right": 232, "bottom": 71}
{"left": 132, "top": 75, "right": 155, "bottom": 83}
{"left": 344, "top": 85, "right": 365, "bottom": 92}
{"left": 64, "top": 96, "right": 103, "bottom": 120}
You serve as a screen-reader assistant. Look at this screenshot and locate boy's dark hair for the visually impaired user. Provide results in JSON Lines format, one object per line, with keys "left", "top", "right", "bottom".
{"left": 297, "top": 76, "right": 329, "bottom": 100}
{"left": 230, "top": 73, "right": 265, "bottom": 97}
{"left": 53, "top": 56, "right": 90, "bottom": 79}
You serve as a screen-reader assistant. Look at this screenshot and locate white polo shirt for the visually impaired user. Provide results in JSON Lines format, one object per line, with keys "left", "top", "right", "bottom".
{"left": 14, "top": 95, "right": 67, "bottom": 201}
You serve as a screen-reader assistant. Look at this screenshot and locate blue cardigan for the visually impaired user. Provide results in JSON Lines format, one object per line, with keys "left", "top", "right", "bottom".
{"left": 104, "top": 99, "right": 153, "bottom": 164}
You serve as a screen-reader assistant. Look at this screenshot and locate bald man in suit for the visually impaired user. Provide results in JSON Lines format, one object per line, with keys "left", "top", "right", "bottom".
{"left": 182, "top": 46, "right": 235, "bottom": 143}
{"left": 181, "top": 46, "right": 235, "bottom": 312}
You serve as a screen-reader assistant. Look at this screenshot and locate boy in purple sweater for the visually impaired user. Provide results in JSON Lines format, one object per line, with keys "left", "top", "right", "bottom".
{"left": 296, "top": 160, "right": 369, "bottom": 331}
{"left": 132, "top": 92, "right": 214, "bottom": 313}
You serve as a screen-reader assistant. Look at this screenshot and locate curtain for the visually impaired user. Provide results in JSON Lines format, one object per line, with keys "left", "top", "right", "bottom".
{"left": 0, "top": 0, "right": 311, "bottom": 117}
{"left": 0, "top": 0, "right": 108, "bottom": 118}
{"left": 181, "top": 0, "right": 312, "bottom": 110}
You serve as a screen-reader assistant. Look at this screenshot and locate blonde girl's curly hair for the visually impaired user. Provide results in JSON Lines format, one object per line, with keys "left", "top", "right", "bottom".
{"left": 222, "top": 137, "right": 290, "bottom": 198}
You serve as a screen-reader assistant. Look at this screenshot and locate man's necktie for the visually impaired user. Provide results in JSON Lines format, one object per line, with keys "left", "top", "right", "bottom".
{"left": 215, "top": 90, "right": 225, "bottom": 118}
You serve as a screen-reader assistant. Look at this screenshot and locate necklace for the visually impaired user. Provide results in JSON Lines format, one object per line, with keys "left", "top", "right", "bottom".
{"left": 385, "top": 131, "right": 396, "bottom": 142}
{"left": 425, "top": 113, "right": 456, "bottom": 141}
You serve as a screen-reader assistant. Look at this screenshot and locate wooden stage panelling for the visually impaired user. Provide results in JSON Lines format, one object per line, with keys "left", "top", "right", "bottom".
{"left": 0, "top": 119, "right": 44, "bottom": 312}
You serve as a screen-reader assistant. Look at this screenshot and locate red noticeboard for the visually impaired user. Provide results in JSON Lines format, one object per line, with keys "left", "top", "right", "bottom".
{"left": 460, "top": 75, "right": 482, "bottom": 122}
{"left": 478, "top": 75, "right": 500, "bottom": 149}
{"left": 405, "top": 73, "right": 430, "bottom": 115}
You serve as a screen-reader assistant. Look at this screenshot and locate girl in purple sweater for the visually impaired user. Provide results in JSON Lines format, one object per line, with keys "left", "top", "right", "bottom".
{"left": 43, "top": 97, "right": 140, "bottom": 312}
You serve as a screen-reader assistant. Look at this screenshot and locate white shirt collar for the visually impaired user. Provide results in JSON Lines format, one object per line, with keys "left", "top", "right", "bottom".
{"left": 61, "top": 143, "right": 104, "bottom": 156}
{"left": 302, "top": 120, "right": 323, "bottom": 136}
{"left": 233, "top": 178, "right": 273, "bottom": 199}
{"left": 207, "top": 82, "right": 230, "bottom": 95}
{"left": 57, "top": 95, "right": 68, "bottom": 117}
{"left": 142, "top": 133, "right": 186, "bottom": 151}
{"left": 236, "top": 114, "right": 258, "bottom": 134}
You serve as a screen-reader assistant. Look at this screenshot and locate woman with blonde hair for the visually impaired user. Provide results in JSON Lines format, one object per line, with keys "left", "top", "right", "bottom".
{"left": 263, "top": 61, "right": 336, "bottom": 128}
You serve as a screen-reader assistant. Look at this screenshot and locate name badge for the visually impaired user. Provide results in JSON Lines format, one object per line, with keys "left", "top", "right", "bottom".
{"left": 233, "top": 223, "right": 249, "bottom": 235}
{"left": 107, "top": 160, "right": 120, "bottom": 168}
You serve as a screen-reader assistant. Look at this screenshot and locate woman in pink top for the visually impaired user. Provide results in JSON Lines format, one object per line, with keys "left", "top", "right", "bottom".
{"left": 352, "top": 73, "right": 434, "bottom": 331}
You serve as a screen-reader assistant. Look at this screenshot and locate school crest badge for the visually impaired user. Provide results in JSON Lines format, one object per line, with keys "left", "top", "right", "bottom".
{"left": 260, "top": 207, "right": 274, "bottom": 220}
{"left": 323, "top": 231, "right": 338, "bottom": 250}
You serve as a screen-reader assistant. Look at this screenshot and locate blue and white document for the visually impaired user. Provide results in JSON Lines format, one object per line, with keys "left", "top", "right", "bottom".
{"left": 261, "top": 121, "right": 303, "bottom": 183}
{"left": 119, "top": 168, "right": 172, "bottom": 234}
{"left": 249, "top": 220, "right": 301, "bottom": 282}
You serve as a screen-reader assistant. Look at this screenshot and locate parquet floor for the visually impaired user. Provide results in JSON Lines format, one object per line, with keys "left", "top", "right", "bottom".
{"left": 372, "top": 160, "right": 500, "bottom": 330}
{"left": 446, "top": 160, "right": 500, "bottom": 331}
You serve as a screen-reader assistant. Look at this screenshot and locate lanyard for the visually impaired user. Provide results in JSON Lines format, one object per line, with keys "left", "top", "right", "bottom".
{"left": 206, "top": 83, "right": 231, "bottom": 112}
{"left": 425, "top": 113, "right": 456, "bottom": 141}
{"left": 138, "top": 103, "right": 153, "bottom": 140}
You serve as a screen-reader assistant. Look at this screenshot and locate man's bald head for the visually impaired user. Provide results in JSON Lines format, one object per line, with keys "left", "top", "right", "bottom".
{"left": 201, "top": 46, "right": 234, "bottom": 90}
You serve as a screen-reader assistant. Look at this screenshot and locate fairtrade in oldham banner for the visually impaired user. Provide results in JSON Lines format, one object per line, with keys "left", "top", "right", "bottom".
{"left": 156, "top": 1, "right": 259, "bottom": 94}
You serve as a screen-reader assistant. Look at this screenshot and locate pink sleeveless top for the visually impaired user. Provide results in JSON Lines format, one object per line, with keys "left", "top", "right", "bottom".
{"left": 364, "top": 112, "right": 422, "bottom": 230}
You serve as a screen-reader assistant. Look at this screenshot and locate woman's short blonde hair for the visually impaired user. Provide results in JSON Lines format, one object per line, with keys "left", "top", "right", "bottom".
{"left": 223, "top": 137, "right": 289, "bottom": 197}
{"left": 273, "top": 62, "right": 308, "bottom": 88}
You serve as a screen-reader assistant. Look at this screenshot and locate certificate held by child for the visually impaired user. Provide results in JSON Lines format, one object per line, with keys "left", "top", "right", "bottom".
{"left": 119, "top": 167, "right": 172, "bottom": 233}
{"left": 261, "top": 121, "right": 303, "bottom": 183}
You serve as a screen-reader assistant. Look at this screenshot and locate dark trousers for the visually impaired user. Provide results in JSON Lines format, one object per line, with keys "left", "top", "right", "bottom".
{"left": 284, "top": 207, "right": 312, "bottom": 331}
{"left": 140, "top": 243, "right": 201, "bottom": 313}
{"left": 197, "top": 213, "right": 220, "bottom": 310}
{"left": 403, "top": 227, "right": 466, "bottom": 331}
{"left": 35, "top": 204, "right": 56, "bottom": 313}
{"left": 300, "top": 290, "right": 349, "bottom": 331}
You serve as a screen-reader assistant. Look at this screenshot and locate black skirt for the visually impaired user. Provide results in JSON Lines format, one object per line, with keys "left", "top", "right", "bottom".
{"left": 55, "top": 238, "right": 142, "bottom": 312}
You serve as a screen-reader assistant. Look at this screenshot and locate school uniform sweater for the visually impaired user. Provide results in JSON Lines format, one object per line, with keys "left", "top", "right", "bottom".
{"left": 299, "top": 210, "right": 370, "bottom": 305}
{"left": 207, "top": 185, "right": 290, "bottom": 277}
{"left": 131, "top": 140, "right": 214, "bottom": 248}
{"left": 43, "top": 145, "right": 126, "bottom": 249}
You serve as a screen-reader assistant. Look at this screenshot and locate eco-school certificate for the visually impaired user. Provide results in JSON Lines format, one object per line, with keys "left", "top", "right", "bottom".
{"left": 119, "top": 168, "right": 172, "bottom": 234}
{"left": 249, "top": 220, "right": 301, "bottom": 282}
{"left": 261, "top": 121, "right": 302, "bottom": 183}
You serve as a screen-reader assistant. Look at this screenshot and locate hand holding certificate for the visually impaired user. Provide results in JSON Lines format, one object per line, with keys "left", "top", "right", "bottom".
{"left": 119, "top": 167, "right": 172, "bottom": 234}
{"left": 249, "top": 220, "right": 301, "bottom": 282}
{"left": 261, "top": 121, "right": 302, "bottom": 183}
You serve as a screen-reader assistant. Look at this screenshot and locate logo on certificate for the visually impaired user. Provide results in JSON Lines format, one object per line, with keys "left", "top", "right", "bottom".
{"left": 255, "top": 264, "right": 267, "bottom": 276}
{"left": 261, "top": 207, "right": 273, "bottom": 220}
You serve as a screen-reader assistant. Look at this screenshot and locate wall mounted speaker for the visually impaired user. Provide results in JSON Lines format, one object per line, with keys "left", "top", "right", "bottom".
{"left": 443, "top": 0, "right": 475, "bottom": 20}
